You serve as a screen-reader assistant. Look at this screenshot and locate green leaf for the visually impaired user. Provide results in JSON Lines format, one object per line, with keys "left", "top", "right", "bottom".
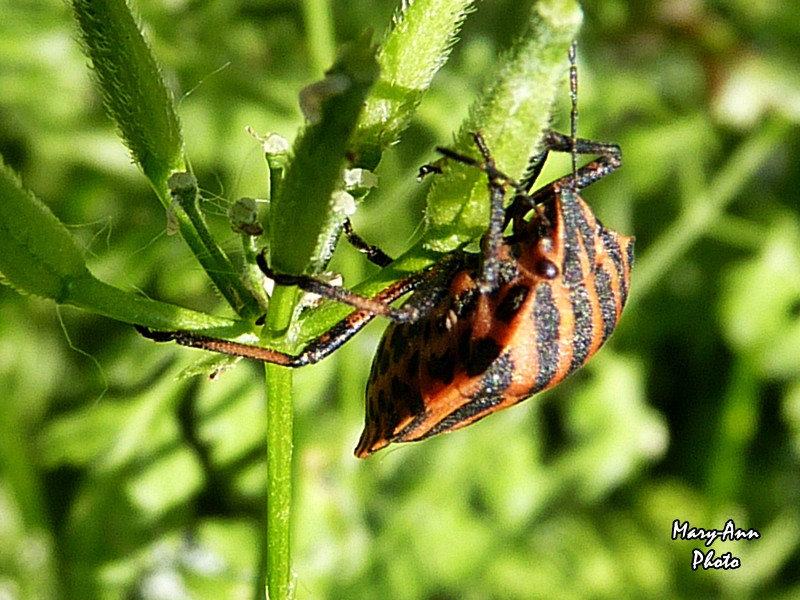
{"left": 353, "top": 0, "right": 477, "bottom": 168}
{"left": 0, "top": 158, "right": 236, "bottom": 331}
{"left": 71, "top": 0, "right": 184, "bottom": 192}
{"left": 423, "top": 0, "right": 584, "bottom": 252}
{"left": 0, "top": 158, "right": 88, "bottom": 299}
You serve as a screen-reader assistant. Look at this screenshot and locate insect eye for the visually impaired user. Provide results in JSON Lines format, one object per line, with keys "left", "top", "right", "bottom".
{"left": 535, "top": 258, "right": 559, "bottom": 279}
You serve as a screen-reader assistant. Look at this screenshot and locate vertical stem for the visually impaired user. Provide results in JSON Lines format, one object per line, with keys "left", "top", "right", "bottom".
{"left": 257, "top": 31, "right": 376, "bottom": 600}
{"left": 264, "top": 363, "right": 294, "bottom": 600}
{"left": 259, "top": 284, "right": 298, "bottom": 600}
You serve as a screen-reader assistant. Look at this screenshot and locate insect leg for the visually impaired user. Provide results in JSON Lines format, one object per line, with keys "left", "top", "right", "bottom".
{"left": 257, "top": 248, "right": 466, "bottom": 324}
{"left": 136, "top": 271, "right": 421, "bottom": 366}
{"left": 138, "top": 312, "right": 370, "bottom": 367}
{"left": 542, "top": 131, "right": 621, "bottom": 164}
{"left": 477, "top": 176, "right": 507, "bottom": 293}
{"left": 519, "top": 149, "right": 550, "bottom": 193}
{"left": 434, "top": 132, "right": 518, "bottom": 293}
{"left": 342, "top": 218, "right": 393, "bottom": 267}
{"left": 518, "top": 133, "right": 621, "bottom": 196}
{"left": 257, "top": 252, "right": 426, "bottom": 323}
{"left": 138, "top": 251, "right": 465, "bottom": 364}
{"left": 536, "top": 131, "right": 622, "bottom": 193}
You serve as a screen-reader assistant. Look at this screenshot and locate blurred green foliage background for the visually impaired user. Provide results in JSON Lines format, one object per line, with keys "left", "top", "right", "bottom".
{"left": 2, "top": 0, "right": 800, "bottom": 598}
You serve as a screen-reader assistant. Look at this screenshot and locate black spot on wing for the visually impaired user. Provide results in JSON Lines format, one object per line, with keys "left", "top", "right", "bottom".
{"left": 388, "top": 325, "right": 408, "bottom": 362}
{"left": 366, "top": 387, "right": 394, "bottom": 429}
{"left": 376, "top": 389, "right": 388, "bottom": 417}
{"left": 457, "top": 329, "right": 471, "bottom": 360}
{"left": 466, "top": 337, "right": 502, "bottom": 377}
{"left": 422, "top": 319, "right": 432, "bottom": 343}
{"left": 427, "top": 349, "right": 456, "bottom": 385}
{"left": 377, "top": 337, "right": 392, "bottom": 375}
{"left": 390, "top": 375, "right": 425, "bottom": 417}
{"left": 406, "top": 349, "right": 420, "bottom": 379}
{"left": 421, "top": 352, "right": 515, "bottom": 438}
{"left": 391, "top": 375, "right": 410, "bottom": 399}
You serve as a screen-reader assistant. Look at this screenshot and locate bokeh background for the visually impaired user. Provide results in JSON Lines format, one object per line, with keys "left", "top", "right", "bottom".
{"left": 2, "top": 0, "right": 799, "bottom": 598}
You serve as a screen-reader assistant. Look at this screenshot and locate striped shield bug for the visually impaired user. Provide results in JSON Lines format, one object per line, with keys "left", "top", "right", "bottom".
{"left": 354, "top": 128, "right": 631, "bottom": 456}
{"left": 138, "top": 44, "right": 633, "bottom": 457}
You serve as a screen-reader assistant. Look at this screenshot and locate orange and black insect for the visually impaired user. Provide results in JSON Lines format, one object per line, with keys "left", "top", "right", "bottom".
{"left": 138, "top": 46, "right": 633, "bottom": 457}
{"left": 350, "top": 128, "right": 632, "bottom": 456}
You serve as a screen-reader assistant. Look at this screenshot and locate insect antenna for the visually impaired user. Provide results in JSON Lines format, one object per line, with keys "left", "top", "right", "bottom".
{"left": 568, "top": 40, "right": 579, "bottom": 190}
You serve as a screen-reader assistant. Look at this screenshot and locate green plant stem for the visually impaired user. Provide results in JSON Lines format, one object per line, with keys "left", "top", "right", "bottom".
{"left": 263, "top": 363, "right": 294, "bottom": 600}
{"left": 260, "top": 284, "right": 298, "bottom": 600}
{"left": 253, "top": 37, "right": 378, "bottom": 600}
{"left": 64, "top": 274, "right": 238, "bottom": 331}
{"left": 162, "top": 178, "right": 260, "bottom": 318}
{"left": 168, "top": 172, "right": 261, "bottom": 318}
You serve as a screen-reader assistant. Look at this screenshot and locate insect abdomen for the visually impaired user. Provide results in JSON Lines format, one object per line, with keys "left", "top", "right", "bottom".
{"left": 520, "top": 190, "right": 634, "bottom": 396}
{"left": 355, "top": 188, "right": 634, "bottom": 458}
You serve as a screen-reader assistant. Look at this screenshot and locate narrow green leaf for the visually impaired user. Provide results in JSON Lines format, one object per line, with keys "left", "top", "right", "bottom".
{"left": 0, "top": 158, "right": 237, "bottom": 331}
{"left": 71, "top": 0, "right": 184, "bottom": 191}
{"left": 63, "top": 275, "right": 238, "bottom": 331}
{"left": 353, "top": 0, "right": 476, "bottom": 168}
{"left": 423, "top": 0, "right": 583, "bottom": 252}
{"left": 0, "top": 158, "right": 88, "bottom": 299}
